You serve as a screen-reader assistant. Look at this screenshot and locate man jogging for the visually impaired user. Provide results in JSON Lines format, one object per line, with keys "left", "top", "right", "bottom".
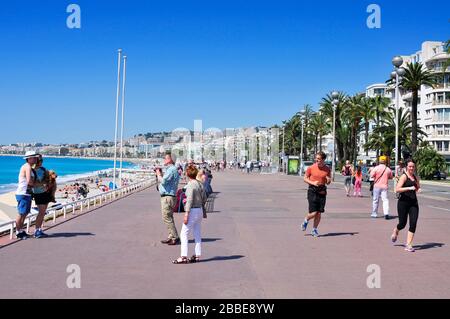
{"left": 301, "top": 151, "right": 331, "bottom": 237}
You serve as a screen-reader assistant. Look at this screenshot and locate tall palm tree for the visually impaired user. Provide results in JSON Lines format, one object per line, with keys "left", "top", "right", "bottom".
{"left": 309, "top": 115, "right": 320, "bottom": 154}
{"left": 366, "top": 106, "right": 426, "bottom": 158}
{"left": 342, "top": 94, "right": 364, "bottom": 163}
{"left": 297, "top": 104, "right": 315, "bottom": 160}
{"left": 320, "top": 92, "right": 348, "bottom": 162}
{"left": 309, "top": 111, "right": 330, "bottom": 154}
{"left": 370, "top": 95, "right": 391, "bottom": 159}
{"left": 443, "top": 40, "right": 450, "bottom": 74}
{"left": 358, "top": 97, "right": 376, "bottom": 156}
{"left": 400, "top": 62, "right": 437, "bottom": 153}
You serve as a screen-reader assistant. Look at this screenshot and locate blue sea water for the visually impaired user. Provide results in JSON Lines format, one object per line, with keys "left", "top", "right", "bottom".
{"left": 0, "top": 156, "right": 134, "bottom": 194}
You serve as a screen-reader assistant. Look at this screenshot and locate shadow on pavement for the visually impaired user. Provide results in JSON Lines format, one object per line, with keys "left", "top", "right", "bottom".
{"left": 415, "top": 242, "right": 445, "bottom": 250}
{"left": 188, "top": 238, "right": 222, "bottom": 243}
{"left": 200, "top": 255, "right": 245, "bottom": 263}
{"left": 47, "top": 232, "right": 95, "bottom": 238}
{"left": 320, "top": 232, "right": 359, "bottom": 237}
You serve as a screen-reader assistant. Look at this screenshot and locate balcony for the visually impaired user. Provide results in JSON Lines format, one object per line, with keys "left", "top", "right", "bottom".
{"left": 434, "top": 83, "right": 450, "bottom": 89}
{"left": 432, "top": 100, "right": 450, "bottom": 106}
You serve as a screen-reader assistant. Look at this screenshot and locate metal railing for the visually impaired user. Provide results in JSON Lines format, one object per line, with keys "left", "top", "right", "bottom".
{"left": 0, "top": 179, "right": 155, "bottom": 240}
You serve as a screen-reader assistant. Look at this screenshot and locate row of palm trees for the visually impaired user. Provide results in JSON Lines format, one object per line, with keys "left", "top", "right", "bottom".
{"left": 280, "top": 59, "right": 444, "bottom": 164}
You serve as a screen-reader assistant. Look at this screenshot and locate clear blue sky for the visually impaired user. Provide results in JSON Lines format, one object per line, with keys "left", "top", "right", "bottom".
{"left": 0, "top": 0, "right": 448, "bottom": 144}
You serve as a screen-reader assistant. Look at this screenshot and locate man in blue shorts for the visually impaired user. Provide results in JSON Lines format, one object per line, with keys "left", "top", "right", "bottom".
{"left": 15, "top": 151, "right": 39, "bottom": 239}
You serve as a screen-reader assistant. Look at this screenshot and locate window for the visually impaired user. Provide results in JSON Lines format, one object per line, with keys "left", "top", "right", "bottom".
{"left": 445, "top": 141, "right": 449, "bottom": 152}
{"left": 445, "top": 125, "right": 450, "bottom": 136}
{"left": 437, "top": 125, "right": 444, "bottom": 135}
{"left": 437, "top": 141, "right": 443, "bottom": 152}
{"left": 437, "top": 109, "right": 444, "bottom": 121}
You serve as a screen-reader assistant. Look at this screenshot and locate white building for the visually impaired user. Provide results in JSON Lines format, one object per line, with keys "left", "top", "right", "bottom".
{"left": 364, "top": 40, "right": 450, "bottom": 160}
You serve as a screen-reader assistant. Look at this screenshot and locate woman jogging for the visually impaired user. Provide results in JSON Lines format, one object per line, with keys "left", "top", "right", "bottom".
{"left": 391, "top": 159, "right": 421, "bottom": 252}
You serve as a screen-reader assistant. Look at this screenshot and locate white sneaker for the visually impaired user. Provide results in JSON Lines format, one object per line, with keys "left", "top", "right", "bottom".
{"left": 371, "top": 214, "right": 377, "bottom": 218}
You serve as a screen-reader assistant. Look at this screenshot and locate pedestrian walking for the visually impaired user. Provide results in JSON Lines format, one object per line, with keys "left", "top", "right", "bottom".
{"left": 173, "top": 165, "right": 207, "bottom": 264}
{"left": 368, "top": 162, "right": 376, "bottom": 197}
{"left": 301, "top": 151, "right": 331, "bottom": 237}
{"left": 391, "top": 160, "right": 421, "bottom": 252}
{"left": 353, "top": 166, "right": 363, "bottom": 197}
{"left": 370, "top": 156, "right": 393, "bottom": 219}
{"left": 341, "top": 160, "right": 353, "bottom": 197}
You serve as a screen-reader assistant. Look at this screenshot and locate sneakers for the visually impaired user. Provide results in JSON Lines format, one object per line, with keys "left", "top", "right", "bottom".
{"left": 371, "top": 214, "right": 377, "bottom": 218}
{"left": 16, "top": 231, "right": 28, "bottom": 240}
{"left": 311, "top": 229, "right": 319, "bottom": 237}
{"left": 301, "top": 220, "right": 308, "bottom": 231}
{"left": 34, "top": 229, "right": 48, "bottom": 238}
{"left": 391, "top": 233, "right": 398, "bottom": 243}
{"left": 384, "top": 215, "right": 391, "bottom": 220}
{"left": 404, "top": 245, "right": 415, "bottom": 252}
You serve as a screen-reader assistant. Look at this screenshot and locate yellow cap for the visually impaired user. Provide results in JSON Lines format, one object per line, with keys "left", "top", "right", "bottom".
{"left": 379, "top": 155, "right": 387, "bottom": 162}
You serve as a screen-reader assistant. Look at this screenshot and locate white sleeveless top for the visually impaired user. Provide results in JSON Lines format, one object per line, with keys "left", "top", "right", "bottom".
{"left": 16, "top": 168, "right": 33, "bottom": 196}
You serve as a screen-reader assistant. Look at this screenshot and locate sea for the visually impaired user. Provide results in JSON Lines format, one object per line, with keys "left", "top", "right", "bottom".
{"left": 0, "top": 156, "right": 135, "bottom": 194}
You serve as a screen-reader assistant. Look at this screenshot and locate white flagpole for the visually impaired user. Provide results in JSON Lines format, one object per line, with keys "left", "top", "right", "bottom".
{"left": 113, "top": 49, "right": 122, "bottom": 189}
{"left": 119, "top": 55, "right": 127, "bottom": 187}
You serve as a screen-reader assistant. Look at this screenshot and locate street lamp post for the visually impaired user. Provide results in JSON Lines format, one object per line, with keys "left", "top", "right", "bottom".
{"left": 119, "top": 55, "right": 127, "bottom": 187}
{"left": 392, "top": 56, "right": 406, "bottom": 181}
{"left": 113, "top": 49, "right": 122, "bottom": 189}
{"left": 331, "top": 91, "right": 339, "bottom": 181}
{"left": 282, "top": 125, "right": 285, "bottom": 173}
{"left": 299, "top": 112, "right": 305, "bottom": 176}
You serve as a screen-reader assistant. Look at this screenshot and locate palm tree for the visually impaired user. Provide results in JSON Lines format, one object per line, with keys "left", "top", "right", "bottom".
{"left": 320, "top": 92, "right": 348, "bottom": 162}
{"left": 359, "top": 98, "right": 376, "bottom": 156}
{"left": 366, "top": 106, "right": 426, "bottom": 158}
{"left": 370, "top": 96, "right": 391, "bottom": 159}
{"left": 342, "top": 94, "right": 365, "bottom": 163}
{"left": 443, "top": 40, "right": 450, "bottom": 75}
{"left": 297, "top": 104, "right": 315, "bottom": 160}
{"left": 400, "top": 62, "right": 437, "bottom": 153}
{"left": 309, "top": 111, "right": 330, "bottom": 154}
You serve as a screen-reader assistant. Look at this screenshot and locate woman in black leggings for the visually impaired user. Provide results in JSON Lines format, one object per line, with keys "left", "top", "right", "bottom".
{"left": 391, "top": 160, "right": 421, "bottom": 252}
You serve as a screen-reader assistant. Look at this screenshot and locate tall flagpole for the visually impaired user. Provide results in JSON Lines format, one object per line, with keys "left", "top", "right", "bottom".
{"left": 113, "top": 49, "right": 122, "bottom": 189}
{"left": 119, "top": 55, "right": 127, "bottom": 187}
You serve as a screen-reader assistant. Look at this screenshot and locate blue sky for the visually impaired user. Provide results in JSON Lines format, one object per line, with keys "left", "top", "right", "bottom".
{"left": 0, "top": 0, "right": 448, "bottom": 144}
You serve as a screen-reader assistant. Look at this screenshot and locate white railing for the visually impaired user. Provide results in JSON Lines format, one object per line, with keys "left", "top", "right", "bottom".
{"left": 0, "top": 179, "right": 155, "bottom": 240}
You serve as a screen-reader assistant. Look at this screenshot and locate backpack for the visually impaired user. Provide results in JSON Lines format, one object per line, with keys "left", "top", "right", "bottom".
{"left": 344, "top": 166, "right": 351, "bottom": 176}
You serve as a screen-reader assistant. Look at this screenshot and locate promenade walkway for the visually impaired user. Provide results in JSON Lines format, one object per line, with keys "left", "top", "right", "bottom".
{"left": 1, "top": 171, "right": 449, "bottom": 299}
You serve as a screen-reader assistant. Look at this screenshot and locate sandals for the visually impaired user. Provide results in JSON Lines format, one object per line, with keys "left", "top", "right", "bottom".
{"left": 172, "top": 257, "right": 190, "bottom": 264}
{"left": 190, "top": 255, "right": 200, "bottom": 263}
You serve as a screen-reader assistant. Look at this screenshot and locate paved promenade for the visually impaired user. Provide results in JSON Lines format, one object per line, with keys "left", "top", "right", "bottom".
{"left": 0, "top": 171, "right": 449, "bottom": 299}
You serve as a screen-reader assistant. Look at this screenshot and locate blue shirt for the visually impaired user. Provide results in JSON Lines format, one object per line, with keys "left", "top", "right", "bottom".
{"left": 32, "top": 167, "right": 48, "bottom": 194}
{"left": 159, "top": 165, "right": 180, "bottom": 196}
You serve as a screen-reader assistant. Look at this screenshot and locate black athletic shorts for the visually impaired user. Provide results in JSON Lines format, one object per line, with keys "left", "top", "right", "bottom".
{"left": 307, "top": 188, "right": 327, "bottom": 213}
{"left": 33, "top": 192, "right": 52, "bottom": 205}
